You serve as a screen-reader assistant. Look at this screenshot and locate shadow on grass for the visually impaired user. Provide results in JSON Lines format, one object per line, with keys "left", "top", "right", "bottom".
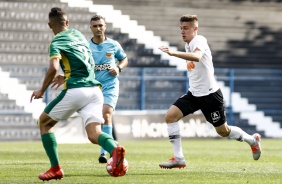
{"left": 65, "top": 169, "right": 186, "bottom": 178}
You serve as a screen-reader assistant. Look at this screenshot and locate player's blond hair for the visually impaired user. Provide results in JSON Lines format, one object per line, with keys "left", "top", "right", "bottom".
{"left": 180, "top": 14, "right": 198, "bottom": 27}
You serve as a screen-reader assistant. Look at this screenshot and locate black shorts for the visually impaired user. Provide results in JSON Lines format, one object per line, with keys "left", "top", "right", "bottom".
{"left": 173, "top": 89, "right": 226, "bottom": 127}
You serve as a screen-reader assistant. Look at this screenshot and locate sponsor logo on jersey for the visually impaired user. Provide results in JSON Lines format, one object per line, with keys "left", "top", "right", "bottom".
{"left": 95, "top": 64, "right": 111, "bottom": 71}
{"left": 69, "top": 40, "right": 87, "bottom": 46}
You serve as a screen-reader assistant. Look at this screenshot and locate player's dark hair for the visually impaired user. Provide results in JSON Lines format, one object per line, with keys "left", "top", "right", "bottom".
{"left": 90, "top": 15, "right": 105, "bottom": 23}
{"left": 49, "top": 7, "right": 67, "bottom": 24}
{"left": 180, "top": 14, "right": 198, "bottom": 23}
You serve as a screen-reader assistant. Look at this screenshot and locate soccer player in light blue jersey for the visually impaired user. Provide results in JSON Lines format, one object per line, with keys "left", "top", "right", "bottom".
{"left": 89, "top": 15, "right": 128, "bottom": 163}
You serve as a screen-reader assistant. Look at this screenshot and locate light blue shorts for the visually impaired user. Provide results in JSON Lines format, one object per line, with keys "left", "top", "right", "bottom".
{"left": 101, "top": 79, "right": 119, "bottom": 110}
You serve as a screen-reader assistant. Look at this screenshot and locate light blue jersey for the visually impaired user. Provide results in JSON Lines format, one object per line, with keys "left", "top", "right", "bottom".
{"left": 89, "top": 37, "right": 127, "bottom": 109}
{"left": 89, "top": 37, "right": 127, "bottom": 83}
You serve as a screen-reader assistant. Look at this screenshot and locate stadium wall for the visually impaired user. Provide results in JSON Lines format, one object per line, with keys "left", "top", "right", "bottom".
{"left": 54, "top": 110, "right": 218, "bottom": 143}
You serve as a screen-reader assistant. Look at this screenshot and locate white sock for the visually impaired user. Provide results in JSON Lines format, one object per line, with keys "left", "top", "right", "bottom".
{"left": 167, "top": 122, "right": 184, "bottom": 159}
{"left": 228, "top": 126, "right": 255, "bottom": 145}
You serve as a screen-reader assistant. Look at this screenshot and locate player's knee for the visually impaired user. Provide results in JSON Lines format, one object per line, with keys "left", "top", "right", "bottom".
{"left": 103, "top": 114, "right": 112, "bottom": 125}
{"left": 38, "top": 119, "right": 56, "bottom": 133}
{"left": 165, "top": 114, "right": 178, "bottom": 123}
{"left": 165, "top": 106, "right": 183, "bottom": 123}
{"left": 216, "top": 129, "right": 229, "bottom": 137}
{"left": 88, "top": 134, "right": 98, "bottom": 144}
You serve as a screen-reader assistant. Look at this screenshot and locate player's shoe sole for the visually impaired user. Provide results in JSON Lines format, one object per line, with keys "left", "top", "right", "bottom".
{"left": 159, "top": 157, "right": 186, "bottom": 169}
{"left": 111, "top": 146, "right": 126, "bottom": 177}
{"left": 251, "top": 133, "right": 262, "bottom": 160}
{"left": 38, "top": 165, "right": 64, "bottom": 181}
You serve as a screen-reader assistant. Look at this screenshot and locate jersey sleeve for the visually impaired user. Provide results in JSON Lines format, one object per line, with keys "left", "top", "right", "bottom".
{"left": 114, "top": 41, "right": 127, "bottom": 61}
{"left": 49, "top": 38, "right": 62, "bottom": 60}
{"left": 190, "top": 36, "right": 207, "bottom": 53}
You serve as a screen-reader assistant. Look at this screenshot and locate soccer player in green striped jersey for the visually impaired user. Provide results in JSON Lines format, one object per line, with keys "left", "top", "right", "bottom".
{"left": 30, "top": 7, "right": 126, "bottom": 181}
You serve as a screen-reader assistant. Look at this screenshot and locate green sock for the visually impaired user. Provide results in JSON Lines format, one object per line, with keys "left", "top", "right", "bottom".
{"left": 98, "top": 133, "right": 117, "bottom": 155}
{"left": 41, "top": 132, "right": 59, "bottom": 167}
{"left": 100, "top": 125, "right": 113, "bottom": 155}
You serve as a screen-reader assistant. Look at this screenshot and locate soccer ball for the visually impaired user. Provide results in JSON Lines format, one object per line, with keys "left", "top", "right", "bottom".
{"left": 106, "top": 157, "right": 128, "bottom": 177}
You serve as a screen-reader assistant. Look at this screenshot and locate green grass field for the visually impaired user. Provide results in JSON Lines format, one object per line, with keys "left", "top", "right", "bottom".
{"left": 0, "top": 139, "right": 281, "bottom": 184}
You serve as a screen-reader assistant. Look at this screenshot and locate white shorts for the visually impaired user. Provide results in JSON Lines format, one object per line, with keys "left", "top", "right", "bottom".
{"left": 44, "top": 86, "right": 104, "bottom": 126}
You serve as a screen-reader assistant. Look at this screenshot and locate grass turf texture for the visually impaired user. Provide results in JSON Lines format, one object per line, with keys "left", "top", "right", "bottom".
{"left": 0, "top": 139, "right": 281, "bottom": 184}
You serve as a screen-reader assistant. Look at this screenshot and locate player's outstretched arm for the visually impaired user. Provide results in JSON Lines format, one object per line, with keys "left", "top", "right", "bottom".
{"left": 30, "top": 57, "right": 60, "bottom": 102}
{"left": 159, "top": 46, "right": 203, "bottom": 62}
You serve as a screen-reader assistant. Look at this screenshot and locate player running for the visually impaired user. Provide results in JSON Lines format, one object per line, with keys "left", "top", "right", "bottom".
{"left": 30, "top": 7, "right": 126, "bottom": 181}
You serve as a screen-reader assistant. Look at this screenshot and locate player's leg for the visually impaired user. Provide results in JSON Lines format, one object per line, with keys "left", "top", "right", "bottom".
{"left": 215, "top": 123, "right": 261, "bottom": 160}
{"left": 37, "top": 90, "right": 77, "bottom": 181}
{"left": 80, "top": 86, "right": 126, "bottom": 176}
{"left": 99, "top": 104, "right": 114, "bottom": 163}
{"left": 159, "top": 92, "right": 198, "bottom": 169}
{"left": 86, "top": 124, "right": 125, "bottom": 177}
{"left": 99, "top": 79, "right": 119, "bottom": 163}
{"left": 37, "top": 112, "right": 64, "bottom": 181}
{"left": 38, "top": 88, "right": 96, "bottom": 181}
{"left": 85, "top": 122, "right": 116, "bottom": 151}
{"left": 84, "top": 119, "right": 125, "bottom": 177}
{"left": 159, "top": 105, "right": 186, "bottom": 169}
{"left": 203, "top": 89, "right": 261, "bottom": 160}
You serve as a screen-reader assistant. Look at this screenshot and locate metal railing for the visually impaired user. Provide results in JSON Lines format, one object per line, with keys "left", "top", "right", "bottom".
{"left": 44, "top": 68, "right": 282, "bottom": 125}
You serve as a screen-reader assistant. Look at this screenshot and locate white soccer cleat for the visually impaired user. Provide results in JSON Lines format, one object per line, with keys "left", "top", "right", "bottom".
{"left": 250, "top": 133, "right": 262, "bottom": 160}
{"left": 159, "top": 157, "right": 186, "bottom": 169}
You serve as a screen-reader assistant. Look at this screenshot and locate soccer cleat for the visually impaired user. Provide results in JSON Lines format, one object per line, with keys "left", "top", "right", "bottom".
{"left": 38, "top": 165, "right": 64, "bottom": 181}
{"left": 250, "top": 133, "right": 262, "bottom": 160}
{"left": 99, "top": 153, "right": 108, "bottom": 163}
{"left": 159, "top": 157, "right": 186, "bottom": 169}
{"left": 111, "top": 146, "right": 126, "bottom": 177}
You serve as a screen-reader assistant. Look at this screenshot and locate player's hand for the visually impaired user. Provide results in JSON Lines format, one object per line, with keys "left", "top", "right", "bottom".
{"left": 51, "top": 74, "right": 65, "bottom": 90}
{"left": 30, "top": 90, "right": 44, "bottom": 103}
{"left": 109, "top": 67, "right": 119, "bottom": 76}
{"left": 159, "top": 46, "right": 173, "bottom": 56}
